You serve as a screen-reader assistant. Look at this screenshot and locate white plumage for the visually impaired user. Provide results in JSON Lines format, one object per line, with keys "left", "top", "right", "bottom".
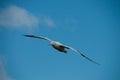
{"left": 24, "top": 35, "right": 99, "bottom": 65}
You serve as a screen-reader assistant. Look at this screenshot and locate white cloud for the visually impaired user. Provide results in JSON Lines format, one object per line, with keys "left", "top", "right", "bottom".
{"left": 0, "top": 5, "right": 39, "bottom": 29}
{"left": 0, "top": 5, "right": 56, "bottom": 29}
{"left": 43, "top": 17, "right": 56, "bottom": 27}
{"left": 0, "top": 56, "right": 13, "bottom": 80}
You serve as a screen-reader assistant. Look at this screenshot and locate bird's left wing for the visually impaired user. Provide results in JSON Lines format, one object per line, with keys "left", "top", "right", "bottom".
{"left": 63, "top": 45, "right": 100, "bottom": 65}
{"left": 24, "top": 35, "right": 52, "bottom": 42}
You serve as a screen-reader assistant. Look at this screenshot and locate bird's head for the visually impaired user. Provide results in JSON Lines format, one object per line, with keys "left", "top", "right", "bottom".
{"left": 49, "top": 41, "right": 59, "bottom": 46}
{"left": 48, "top": 41, "right": 54, "bottom": 46}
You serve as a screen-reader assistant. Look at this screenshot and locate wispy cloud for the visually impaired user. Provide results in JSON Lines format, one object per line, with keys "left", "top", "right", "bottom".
{"left": 43, "top": 17, "right": 56, "bottom": 27}
{"left": 0, "top": 5, "right": 39, "bottom": 29}
{"left": 0, "top": 56, "right": 13, "bottom": 80}
{"left": 0, "top": 5, "right": 56, "bottom": 29}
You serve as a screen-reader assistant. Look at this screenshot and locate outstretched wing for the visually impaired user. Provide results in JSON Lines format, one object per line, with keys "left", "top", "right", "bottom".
{"left": 63, "top": 45, "right": 99, "bottom": 65}
{"left": 24, "top": 35, "right": 52, "bottom": 42}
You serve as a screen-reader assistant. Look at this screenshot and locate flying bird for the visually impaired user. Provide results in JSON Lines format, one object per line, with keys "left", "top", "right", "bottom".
{"left": 24, "top": 35, "right": 99, "bottom": 65}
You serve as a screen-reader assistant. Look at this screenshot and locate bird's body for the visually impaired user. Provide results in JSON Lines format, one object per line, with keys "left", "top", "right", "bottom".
{"left": 50, "top": 41, "right": 68, "bottom": 53}
{"left": 24, "top": 34, "right": 99, "bottom": 65}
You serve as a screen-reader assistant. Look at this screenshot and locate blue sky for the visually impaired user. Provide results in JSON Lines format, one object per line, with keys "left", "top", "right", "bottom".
{"left": 0, "top": 0, "right": 120, "bottom": 80}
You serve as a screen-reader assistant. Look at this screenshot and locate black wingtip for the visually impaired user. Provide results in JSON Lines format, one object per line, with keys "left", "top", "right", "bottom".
{"left": 23, "top": 34, "right": 34, "bottom": 37}
{"left": 23, "top": 34, "right": 28, "bottom": 36}
{"left": 23, "top": 34, "right": 27, "bottom": 37}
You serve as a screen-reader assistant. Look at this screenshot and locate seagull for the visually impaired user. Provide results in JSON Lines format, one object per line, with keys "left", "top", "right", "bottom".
{"left": 24, "top": 35, "right": 99, "bottom": 65}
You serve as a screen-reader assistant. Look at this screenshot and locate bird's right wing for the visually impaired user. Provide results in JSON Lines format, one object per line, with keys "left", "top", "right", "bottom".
{"left": 24, "top": 35, "right": 52, "bottom": 42}
{"left": 63, "top": 45, "right": 100, "bottom": 65}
